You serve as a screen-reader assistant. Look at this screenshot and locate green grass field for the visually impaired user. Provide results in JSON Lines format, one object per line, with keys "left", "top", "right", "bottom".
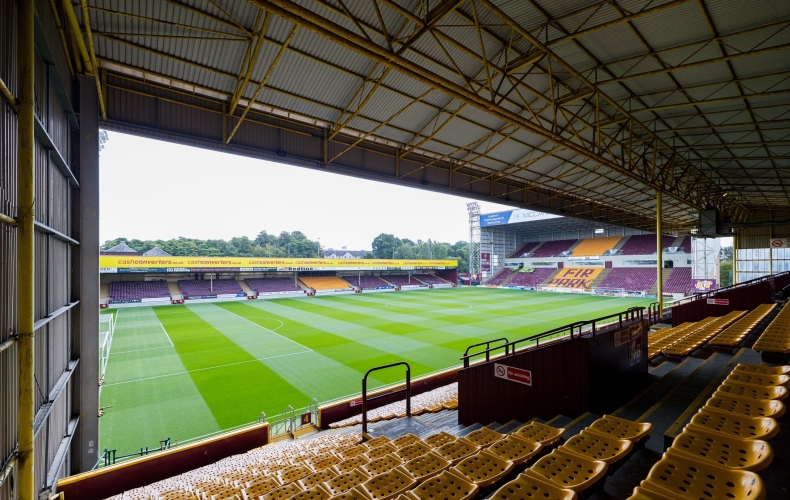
{"left": 99, "top": 288, "right": 651, "bottom": 451}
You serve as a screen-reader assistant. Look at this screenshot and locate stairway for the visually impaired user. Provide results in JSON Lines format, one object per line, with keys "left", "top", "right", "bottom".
{"left": 237, "top": 280, "right": 254, "bottom": 295}
{"left": 610, "top": 235, "right": 631, "bottom": 253}
{"left": 589, "top": 268, "right": 612, "bottom": 289}
{"left": 648, "top": 268, "right": 672, "bottom": 296}
{"left": 167, "top": 281, "right": 182, "bottom": 298}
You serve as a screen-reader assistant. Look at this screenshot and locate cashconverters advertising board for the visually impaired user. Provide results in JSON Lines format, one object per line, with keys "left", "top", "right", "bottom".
{"left": 100, "top": 256, "right": 458, "bottom": 273}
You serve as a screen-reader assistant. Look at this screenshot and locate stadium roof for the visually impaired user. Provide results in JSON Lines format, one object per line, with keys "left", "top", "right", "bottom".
{"left": 72, "top": 0, "right": 790, "bottom": 232}
{"left": 479, "top": 208, "right": 637, "bottom": 236}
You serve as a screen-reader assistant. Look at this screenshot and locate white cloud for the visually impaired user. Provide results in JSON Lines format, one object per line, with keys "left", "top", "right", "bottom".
{"left": 100, "top": 132, "right": 514, "bottom": 249}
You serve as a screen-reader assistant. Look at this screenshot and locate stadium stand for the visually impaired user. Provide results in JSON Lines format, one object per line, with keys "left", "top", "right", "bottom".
{"left": 662, "top": 310, "right": 746, "bottom": 359}
{"left": 624, "top": 362, "right": 783, "bottom": 499}
{"left": 617, "top": 234, "right": 677, "bottom": 255}
{"left": 710, "top": 304, "right": 776, "bottom": 349}
{"left": 300, "top": 276, "right": 353, "bottom": 291}
{"left": 382, "top": 275, "right": 423, "bottom": 286}
{"left": 507, "top": 241, "right": 540, "bottom": 258}
{"left": 178, "top": 279, "right": 243, "bottom": 297}
{"left": 648, "top": 319, "right": 714, "bottom": 360}
{"left": 108, "top": 280, "right": 171, "bottom": 301}
{"left": 330, "top": 384, "right": 458, "bottom": 428}
{"left": 484, "top": 268, "right": 516, "bottom": 286}
{"left": 753, "top": 302, "right": 790, "bottom": 354}
{"left": 663, "top": 267, "right": 693, "bottom": 294}
{"left": 677, "top": 236, "right": 692, "bottom": 253}
{"left": 530, "top": 239, "right": 577, "bottom": 258}
{"left": 545, "top": 268, "right": 603, "bottom": 290}
{"left": 506, "top": 268, "right": 555, "bottom": 287}
{"left": 597, "top": 268, "right": 656, "bottom": 292}
{"left": 342, "top": 275, "right": 391, "bottom": 289}
{"left": 412, "top": 274, "right": 449, "bottom": 285}
{"left": 571, "top": 236, "right": 621, "bottom": 256}
{"left": 246, "top": 278, "right": 303, "bottom": 294}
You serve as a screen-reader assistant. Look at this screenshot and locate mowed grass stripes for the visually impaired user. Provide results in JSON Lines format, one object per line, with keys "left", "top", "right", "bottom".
{"left": 100, "top": 288, "right": 651, "bottom": 451}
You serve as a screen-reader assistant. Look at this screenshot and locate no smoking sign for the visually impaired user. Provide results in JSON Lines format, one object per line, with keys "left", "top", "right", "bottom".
{"left": 494, "top": 363, "right": 532, "bottom": 386}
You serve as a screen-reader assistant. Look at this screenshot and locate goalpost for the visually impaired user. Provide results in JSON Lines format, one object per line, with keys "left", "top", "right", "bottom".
{"left": 99, "top": 313, "right": 116, "bottom": 381}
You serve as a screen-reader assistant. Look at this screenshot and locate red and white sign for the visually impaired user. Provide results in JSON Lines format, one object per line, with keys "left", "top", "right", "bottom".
{"left": 770, "top": 238, "right": 790, "bottom": 248}
{"left": 494, "top": 363, "right": 532, "bottom": 386}
{"left": 707, "top": 298, "right": 729, "bottom": 305}
{"left": 614, "top": 330, "right": 630, "bottom": 347}
{"left": 350, "top": 399, "right": 362, "bottom": 407}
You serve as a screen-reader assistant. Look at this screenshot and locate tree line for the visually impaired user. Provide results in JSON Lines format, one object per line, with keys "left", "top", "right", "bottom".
{"left": 102, "top": 231, "right": 470, "bottom": 272}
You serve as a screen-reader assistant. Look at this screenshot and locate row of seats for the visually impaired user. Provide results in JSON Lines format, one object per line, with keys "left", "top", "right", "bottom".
{"left": 411, "top": 274, "right": 449, "bottom": 285}
{"left": 626, "top": 363, "right": 788, "bottom": 499}
{"left": 570, "top": 236, "right": 621, "bottom": 257}
{"left": 662, "top": 310, "right": 746, "bottom": 359}
{"left": 109, "top": 280, "right": 171, "bottom": 300}
{"left": 329, "top": 385, "right": 458, "bottom": 429}
{"left": 710, "top": 303, "right": 776, "bottom": 348}
{"left": 488, "top": 414, "right": 651, "bottom": 498}
{"left": 299, "top": 277, "right": 354, "bottom": 291}
{"left": 485, "top": 268, "right": 516, "bottom": 286}
{"left": 647, "top": 318, "right": 714, "bottom": 360}
{"left": 753, "top": 302, "right": 790, "bottom": 354}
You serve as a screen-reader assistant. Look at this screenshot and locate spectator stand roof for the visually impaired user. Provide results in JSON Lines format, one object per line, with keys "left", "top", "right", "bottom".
{"left": 65, "top": 0, "right": 790, "bottom": 232}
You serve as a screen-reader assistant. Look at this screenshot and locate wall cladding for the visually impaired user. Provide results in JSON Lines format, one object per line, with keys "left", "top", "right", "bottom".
{"left": 1, "top": 0, "right": 82, "bottom": 496}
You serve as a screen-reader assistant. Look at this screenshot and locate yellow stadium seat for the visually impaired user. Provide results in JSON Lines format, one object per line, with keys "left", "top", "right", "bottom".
{"left": 392, "top": 434, "right": 422, "bottom": 449}
{"left": 585, "top": 415, "right": 652, "bottom": 442}
{"left": 571, "top": 237, "right": 621, "bottom": 257}
{"left": 485, "top": 436, "right": 543, "bottom": 466}
{"left": 725, "top": 372, "right": 790, "bottom": 387}
{"left": 688, "top": 409, "right": 779, "bottom": 440}
{"left": 715, "top": 382, "right": 789, "bottom": 401}
{"left": 301, "top": 470, "right": 339, "bottom": 491}
{"left": 490, "top": 474, "right": 577, "bottom": 500}
{"left": 424, "top": 432, "right": 457, "bottom": 449}
{"left": 290, "top": 486, "right": 333, "bottom": 500}
{"left": 512, "top": 422, "right": 566, "bottom": 446}
{"left": 401, "top": 454, "right": 450, "bottom": 483}
{"left": 559, "top": 429, "right": 633, "bottom": 465}
{"left": 734, "top": 363, "right": 790, "bottom": 375}
{"left": 406, "top": 470, "right": 478, "bottom": 500}
{"left": 366, "top": 443, "right": 398, "bottom": 461}
{"left": 626, "top": 486, "right": 674, "bottom": 499}
{"left": 357, "top": 467, "right": 417, "bottom": 500}
{"left": 449, "top": 451, "right": 514, "bottom": 487}
{"left": 704, "top": 394, "right": 786, "bottom": 418}
{"left": 523, "top": 449, "right": 608, "bottom": 493}
{"left": 365, "top": 436, "right": 392, "bottom": 448}
{"left": 334, "top": 456, "right": 370, "bottom": 475}
{"left": 362, "top": 454, "right": 404, "bottom": 477}
{"left": 667, "top": 427, "right": 773, "bottom": 472}
{"left": 327, "top": 488, "right": 373, "bottom": 500}
{"left": 432, "top": 439, "right": 481, "bottom": 465}
{"left": 308, "top": 454, "right": 343, "bottom": 472}
{"left": 262, "top": 482, "right": 304, "bottom": 500}
{"left": 338, "top": 445, "right": 368, "bottom": 460}
{"left": 641, "top": 453, "right": 765, "bottom": 500}
{"left": 395, "top": 441, "right": 433, "bottom": 462}
{"left": 243, "top": 477, "right": 282, "bottom": 500}
{"left": 280, "top": 465, "right": 313, "bottom": 484}
{"left": 322, "top": 470, "right": 372, "bottom": 497}
{"left": 460, "top": 427, "right": 505, "bottom": 448}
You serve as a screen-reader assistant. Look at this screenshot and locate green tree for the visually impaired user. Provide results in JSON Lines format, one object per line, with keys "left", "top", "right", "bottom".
{"left": 372, "top": 233, "right": 400, "bottom": 258}
{"left": 720, "top": 260, "right": 733, "bottom": 287}
{"left": 720, "top": 246, "right": 733, "bottom": 261}
{"left": 361, "top": 251, "right": 374, "bottom": 259}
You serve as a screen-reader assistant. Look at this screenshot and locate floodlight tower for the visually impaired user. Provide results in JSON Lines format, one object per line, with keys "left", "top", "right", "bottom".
{"left": 467, "top": 202, "right": 481, "bottom": 279}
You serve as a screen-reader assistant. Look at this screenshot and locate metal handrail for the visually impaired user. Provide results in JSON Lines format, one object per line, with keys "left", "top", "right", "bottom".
{"left": 362, "top": 362, "right": 411, "bottom": 434}
{"left": 461, "top": 307, "right": 646, "bottom": 368}
{"left": 669, "top": 270, "right": 790, "bottom": 307}
{"left": 463, "top": 337, "right": 509, "bottom": 364}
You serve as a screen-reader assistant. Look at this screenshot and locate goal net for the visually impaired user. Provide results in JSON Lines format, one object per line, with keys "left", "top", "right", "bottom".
{"left": 99, "top": 313, "right": 116, "bottom": 380}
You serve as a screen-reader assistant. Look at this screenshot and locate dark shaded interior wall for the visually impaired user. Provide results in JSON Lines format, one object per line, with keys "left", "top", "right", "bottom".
{"left": 672, "top": 281, "right": 773, "bottom": 326}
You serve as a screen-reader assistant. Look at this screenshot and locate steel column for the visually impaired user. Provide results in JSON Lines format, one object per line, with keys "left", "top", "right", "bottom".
{"left": 656, "top": 191, "right": 663, "bottom": 307}
{"left": 73, "top": 74, "right": 101, "bottom": 472}
{"left": 17, "top": 0, "right": 36, "bottom": 497}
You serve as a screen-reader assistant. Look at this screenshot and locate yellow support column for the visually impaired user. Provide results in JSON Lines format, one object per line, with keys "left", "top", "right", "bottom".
{"left": 17, "top": 0, "right": 36, "bottom": 499}
{"left": 734, "top": 231, "right": 739, "bottom": 284}
{"left": 656, "top": 191, "right": 663, "bottom": 308}
{"left": 769, "top": 227, "right": 773, "bottom": 276}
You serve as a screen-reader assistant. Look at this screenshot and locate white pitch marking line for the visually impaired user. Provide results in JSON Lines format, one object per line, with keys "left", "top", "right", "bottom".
{"left": 220, "top": 309, "right": 311, "bottom": 352}
{"left": 160, "top": 322, "right": 175, "bottom": 347}
{"left": 384, "top": 301, "right": 472, "bottom": 310}
{"left": 238, "top": 317, "right": 284, "bottom": 331}
{"left": 103, "top": 350, "right": 313, "bottom": 386}
{"left": 112, "top": 345, "right": 175, "bottom": 355}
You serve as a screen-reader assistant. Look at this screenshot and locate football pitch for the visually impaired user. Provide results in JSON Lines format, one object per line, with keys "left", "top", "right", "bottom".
{"left": 99, "top": 288, "right": 652, "bottom": 451}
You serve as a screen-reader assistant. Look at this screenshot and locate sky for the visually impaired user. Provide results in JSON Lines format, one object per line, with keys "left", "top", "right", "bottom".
{"left": 99, "top": 132, "right": 514, "bottom": 250}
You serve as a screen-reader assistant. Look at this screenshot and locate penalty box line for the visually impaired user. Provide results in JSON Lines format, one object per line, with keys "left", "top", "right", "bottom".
{"left": 103, "top": 350, "right": 313, "bottom": 387}
{"left": 221, "top": 308, "right": 312, "bottom": 353}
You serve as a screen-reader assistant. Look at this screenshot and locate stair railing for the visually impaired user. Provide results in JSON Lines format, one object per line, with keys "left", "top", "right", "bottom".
{"left": 362, "top": 362, "right": 411, "bottom": 434}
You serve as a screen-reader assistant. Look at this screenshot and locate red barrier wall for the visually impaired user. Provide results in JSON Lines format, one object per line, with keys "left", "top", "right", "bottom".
{"left": 58, "top": 423, "right": 269, "bottom": 500}
{"left": 458, "top": 338, "right": 589, "bottom": 426}
{"left": 671, "top": 281, "right": 773, "bottom": 326}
